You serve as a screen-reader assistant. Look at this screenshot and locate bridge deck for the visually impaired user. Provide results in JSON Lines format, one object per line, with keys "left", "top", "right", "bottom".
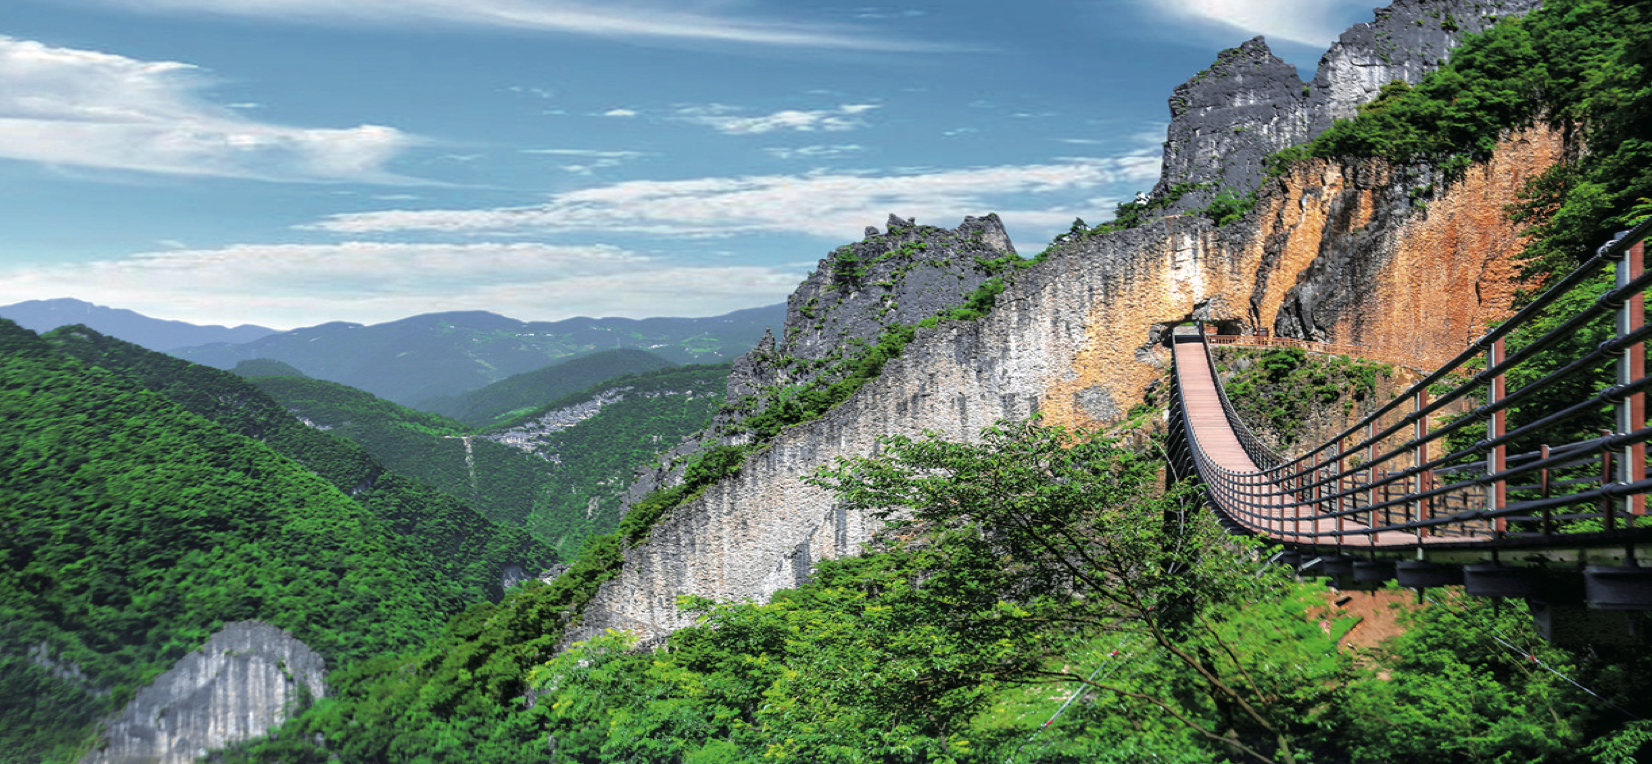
{"left": 1173, "top": 336, "right": 1470, "bottom": 549}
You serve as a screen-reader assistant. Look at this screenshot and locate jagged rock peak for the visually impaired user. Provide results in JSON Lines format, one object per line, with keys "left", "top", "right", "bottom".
{"left": 1153, "top": 0, "right": 1542, "bottom": 212}
{"left": 1154, "top": 35, "right": 1309, "bottom": 208}
{"left": 1306, "top": 0, "right": 1542, "bottom": 130}
{"left": 622, "top": 213, "right": 1019, "bottom": 505}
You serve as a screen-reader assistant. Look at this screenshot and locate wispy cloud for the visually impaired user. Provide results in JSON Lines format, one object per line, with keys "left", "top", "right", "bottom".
{"left": 0, "top": 36, "right": 417, "bottom": 182}
{"left": 1141, "top": 0, "right": 1370, "bottom": 48}
{"left": 763, "top": 144, "right": 865, "bottom": 160}
{"left": 307, "top": 154, "right": 1164, "bottom": 241}
{"left": 0, "top": 241, "right": 800, "bottom": 326}
{"left": 72, "top": 0, "right": 952, "bottom": 51}
{"left": 524, "top": 148, "right": 649, "bottom": 175}
{"left": 676, "top": 104, "right": 879, "bottom": 135}
{"left": 600, "top": 108, "right": 640, "bottom": 118}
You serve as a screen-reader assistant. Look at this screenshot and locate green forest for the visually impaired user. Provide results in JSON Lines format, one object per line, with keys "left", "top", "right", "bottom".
{"left": 247, "top": 361, "right": 729, "bottom": 556}
{"left": 0, "top": 321, "right": 555, "bottom": 762}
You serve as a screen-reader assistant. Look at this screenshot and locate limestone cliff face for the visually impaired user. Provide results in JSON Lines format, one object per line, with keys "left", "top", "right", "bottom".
{"left": 621, "top": 214, "right": 1016, "bottom": 508}
{"left": 1155, "top": 0, "right": 1540, "bottom": 213}
{"left": 82, "top": 622, "right": 324, "bottom": 764}
{"left": 570, "top": 123, "right": 1556, "bottom": 644}
{"left": 568, "top": 0, "right": 1553, "bottom": 643}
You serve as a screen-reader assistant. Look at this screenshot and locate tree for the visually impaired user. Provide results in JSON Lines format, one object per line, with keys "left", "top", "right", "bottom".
{"left": 806, "top": 418, "right": 1333, "bottom": 764}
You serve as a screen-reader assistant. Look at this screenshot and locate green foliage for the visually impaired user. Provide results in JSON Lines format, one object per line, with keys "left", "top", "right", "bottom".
{"left": 1329, "top": 591, "right": 1652, "bottom": 764}
{"left": 0, "top": 320, "right": 541, "bottom": 762}
{"left": 1201, "top": 187, "right": 1258, "bottom": 227}
{"left": 505, "top": 364, "right": 730, "bottom": 552}
{"left": 1086, "top": 182, "right": 1210, "bottom": 236}
{"left": 1215, "top": 346, "right": 1392, "bottom": 450}
{"left": 40, "top": 325, "right": 553, "bottom": 597}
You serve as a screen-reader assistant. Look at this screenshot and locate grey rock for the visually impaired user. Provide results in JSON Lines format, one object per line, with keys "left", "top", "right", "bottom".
{"left": 619, "top": 213, "right": 1018, "bottom": 510}
{"left": 1154, "top": 0, "right": 1540, "bottom": 214}
{"left": 82, "top": 621, "right": 324, "bottom": 764}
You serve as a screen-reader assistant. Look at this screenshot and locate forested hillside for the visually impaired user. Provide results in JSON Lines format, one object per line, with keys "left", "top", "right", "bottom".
{"left": 40, "top": 325, "right": 555, "bottom": 591}
{"left": 0, "top": 320, "right": 550, "bottom": 763}
{"left": 419, "top": 348, "right": 677, "bottom": 428}
{"left": 485, "top": 363, "right": 730, "bottom": 552}
{"left": 245, "top": 363, "right": 728, "bottom": 555}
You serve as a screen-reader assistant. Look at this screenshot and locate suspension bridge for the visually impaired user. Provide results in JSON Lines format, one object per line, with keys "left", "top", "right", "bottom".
{"left": 1167, "top": 220, "right": 1652, "bottom": 641}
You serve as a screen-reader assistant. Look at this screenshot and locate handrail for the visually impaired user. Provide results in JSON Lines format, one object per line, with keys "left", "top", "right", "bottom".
{"left": 1169, "top": 219, "right": 1652, "bottom": 550}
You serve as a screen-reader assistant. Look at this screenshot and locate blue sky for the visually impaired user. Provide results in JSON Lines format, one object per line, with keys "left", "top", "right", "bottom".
{"left": 0, "top": 0, "right": 1378, "bottom": 329}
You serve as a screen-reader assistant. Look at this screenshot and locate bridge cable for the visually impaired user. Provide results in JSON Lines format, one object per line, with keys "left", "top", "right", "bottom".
{"left": 1423, "top": 595, "right": 1643, "bottom": 721}
{"left": 1003, "top": 637, "right": 1152, "bottom": 763}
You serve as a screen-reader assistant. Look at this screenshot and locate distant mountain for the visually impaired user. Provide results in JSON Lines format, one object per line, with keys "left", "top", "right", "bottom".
{"left": 245, "top": 374, "right": 558, "bottom": 534}
{"left": 170, "top": 304, "right": 783, "bottom": 406}
{"left": 228, "top": 358, "right": 309, "bottom": 378}
{"left": 247, "top": 363, "right": 728, "bottom": 557}
{"left": 0, "top": 297, "right": 277, "bottom": 351}
{"left": 419, "top": 348, "right": 677, "bottom": 427}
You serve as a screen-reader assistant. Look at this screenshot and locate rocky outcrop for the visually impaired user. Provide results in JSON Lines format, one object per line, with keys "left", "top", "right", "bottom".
{"left": 567, "top": 0, "right": 1554, "bottom": 645}
{"left": 570, "top": 120, "right": 1554, "bottom": 645}
{"left": 1154, "top": 37, "right": 1313, "bottom": 209}
{"left": 1154, "top": 0, "right": 1540, "bottom": 212}
{"left": 1305, "top": 0, "right": 1541, "bottom": 131}
{"left": 81, "top": 622, "right": 324, "bottom": 764}
{"left": 621, "top": 214, "right": 1017, "bottom": 507}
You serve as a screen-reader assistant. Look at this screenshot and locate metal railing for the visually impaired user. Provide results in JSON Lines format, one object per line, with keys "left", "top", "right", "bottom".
{"left": 1171, "top": 219, "right": 1652, "bottom": 551}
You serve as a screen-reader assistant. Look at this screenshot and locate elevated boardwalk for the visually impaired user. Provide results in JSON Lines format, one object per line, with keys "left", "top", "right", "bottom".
{"left": 1171, "top": 328, "right": 1465, "bottom": 550}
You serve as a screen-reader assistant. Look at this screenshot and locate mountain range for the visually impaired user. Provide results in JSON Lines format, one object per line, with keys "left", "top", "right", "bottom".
{"left": 0, "top": 298, "right": 277, "bottom": 351}
{"left": 172, "top": 305, "right": 782, "bottom": 405}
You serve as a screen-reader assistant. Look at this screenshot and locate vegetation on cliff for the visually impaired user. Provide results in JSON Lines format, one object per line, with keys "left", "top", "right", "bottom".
{"left": 1301, "top": 0, "right": 1649, "bottom": 275}
{"left": 1211, "top": 346, "right": 1397, "bottom": 453}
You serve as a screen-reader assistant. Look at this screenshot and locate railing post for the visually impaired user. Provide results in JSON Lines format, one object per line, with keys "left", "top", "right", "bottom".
{"left": 1415, "top": 388, "right": 1431, "bottom": 541}
{"left": 1540, "top": 444, "right": 1554, "bottom": 536}
{"left": 1367, "top": 420, "right": 1378, "bottom": 548}
{"left": 1333, "top": 445, "right": 1345, "bottom": 554}
{"left": 1615, "top": 237, "right": 1646, "bottom": 524}
{"left": 1488, "top": 337, "right": 1507, "bottom": 537}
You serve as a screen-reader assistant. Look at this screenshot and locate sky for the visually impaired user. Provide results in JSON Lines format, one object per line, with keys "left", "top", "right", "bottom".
{"left": 0, "top": 0, "right": 1381, "bottom": 330}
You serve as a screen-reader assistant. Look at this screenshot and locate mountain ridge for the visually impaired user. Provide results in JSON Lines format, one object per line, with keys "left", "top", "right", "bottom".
{"left": 0, "top": 298, "right": 278, "bottom": 352}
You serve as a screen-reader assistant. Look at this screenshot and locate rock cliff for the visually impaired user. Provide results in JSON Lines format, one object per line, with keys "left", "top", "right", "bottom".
{"left": 621, "top": 213, "right": 1016, "bottom": 506}
{"left": 1154, "top": 0, "right": 1540, "bottom": 213}
{"left": 568, "top": 0, "right": 1550, "bottom": 643}
{"left": 81, "top": 622, "right": 324, "bottom": 764}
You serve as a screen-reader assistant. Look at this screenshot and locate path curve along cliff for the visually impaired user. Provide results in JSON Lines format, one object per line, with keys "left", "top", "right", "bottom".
{"left": 81, "top": 621, "right": 325, "bottom": 764}
{"left": 569, "top": 0, "right": 1548, "bottom": 644}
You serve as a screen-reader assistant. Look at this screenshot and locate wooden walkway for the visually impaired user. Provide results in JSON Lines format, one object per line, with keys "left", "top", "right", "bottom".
{"left": 1173, "top": 332, "right": 1471, "bottom": 550}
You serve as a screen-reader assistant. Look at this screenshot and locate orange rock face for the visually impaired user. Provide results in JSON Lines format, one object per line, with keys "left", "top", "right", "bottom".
{"left": 1040, "top": 125, "right": 1564, "bottom": 432}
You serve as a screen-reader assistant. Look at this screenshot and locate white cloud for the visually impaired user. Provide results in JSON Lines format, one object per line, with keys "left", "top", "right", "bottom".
{"left": 523, "top": 149, "right": 648, "bottom": 159}
{"left": 73, "top": 0, "right": 949, "bottom": 51}
{"left": 307, "top": 154, "right": 1165, "bottom": 241}
{"left": 0, "top": 241, "right": 798, "bottom": 326}
{"left": 763, "top": 144, "right": 865, "bottom": 160}
{"left": 601, "top": 108, "right": 640, "bottom": 118}
{"left": 676, "top": 103, "right": 879, "bottom": 135}
{"left": 0, "top": 36, "right": 417, "bottom": 182}
{"left": 1144, "top": 0, "right": 1370, "bottom": 48}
